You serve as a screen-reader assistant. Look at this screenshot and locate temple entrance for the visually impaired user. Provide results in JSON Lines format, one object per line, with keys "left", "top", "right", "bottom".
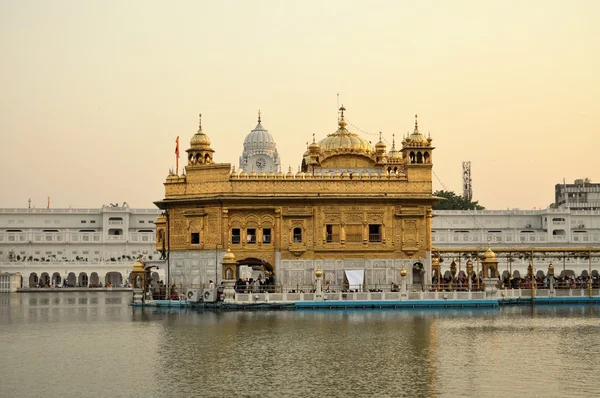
{"left": 236, "top": 258, "right": 275, "bottom": 291}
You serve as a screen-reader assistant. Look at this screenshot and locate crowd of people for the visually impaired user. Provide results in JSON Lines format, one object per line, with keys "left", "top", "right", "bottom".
{"left": 234, "top": 275, "right": 276, "bottom": 293}
{"left": 430, "top": 270, "right": 600, "bottom": 291}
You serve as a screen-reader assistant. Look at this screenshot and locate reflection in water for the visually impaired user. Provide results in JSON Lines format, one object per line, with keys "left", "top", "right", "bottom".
{"left": 1, "top": 293, "right": 599, "bottom": 398}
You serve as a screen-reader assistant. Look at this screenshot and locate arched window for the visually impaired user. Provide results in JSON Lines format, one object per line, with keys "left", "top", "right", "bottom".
{"left": 423, "top": 152, "right": 430, "bottom": 163}
{"left": 409, "top": 152, "right": 415, "bottom": 163}
{"left": 293, "top": 227, "right": 302, "bottom": 243}
{"left": 416, "top": 152, "right": 423, "bottom": 164}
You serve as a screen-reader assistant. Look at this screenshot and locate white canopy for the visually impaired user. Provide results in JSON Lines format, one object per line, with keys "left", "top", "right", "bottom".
{"left": 344, "top": 270, "right": 365, "bottom": 292}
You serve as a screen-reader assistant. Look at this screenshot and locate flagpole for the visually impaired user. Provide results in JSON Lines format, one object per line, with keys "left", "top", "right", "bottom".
{"left": 175, "top": 136, "right": 180, "bottom": 175}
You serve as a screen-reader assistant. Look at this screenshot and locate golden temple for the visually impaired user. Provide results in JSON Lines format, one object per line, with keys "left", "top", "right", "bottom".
{"left": 154, "top": 107, "right": 437, "bottom": 288}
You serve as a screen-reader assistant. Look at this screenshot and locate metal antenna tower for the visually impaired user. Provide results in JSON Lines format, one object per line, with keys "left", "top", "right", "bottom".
{"left": 462, "top": 161, "right": 472, "bottom": 201}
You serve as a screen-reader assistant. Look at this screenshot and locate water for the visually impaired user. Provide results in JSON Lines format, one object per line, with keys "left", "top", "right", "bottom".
{"left": 1, "top": 292, "right": 599, "bottom": 398}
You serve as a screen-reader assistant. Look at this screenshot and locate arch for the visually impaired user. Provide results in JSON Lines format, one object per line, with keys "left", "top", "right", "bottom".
{"left": 293, "top": 227, "right": 303, "bottom": 243}
{"left": 105, "top": 272, "right": 122, "bottom": 287}
{"left": 195, "top": 153, "right": 201, "bottom": 164}
{"left": 52, "top": 272, "right": 62, "bottom": 286}
{"left": 29, "top": 272, "right": 39, "bottom": 287}
{"left": 40, "top": 272, "right": 50, "bottom": 287}
{"left": 423, "top": 152, "right": 430, "bottom": 163}
{"left": 78, "top": 272, "right": 88, "bottom": 287}
{"left": 204, "top": 153, "right": 211, "bottom": 164}
{"left": 409, "top": 152, "right": 415, "bottom": 163}
{"left": 393, "top": 166, "right": 398, "bottom": 173}
{"left": 90, "top": 272, "right": 100, "bottom": 287}
{"left": 416, "top": 152, "right": 423, "bottom": 164}
{"left": 67, "top": 272, "right": 76, "bottom": 287}
{"left": 237, "top": 257, "right": 275, "bottom": 276}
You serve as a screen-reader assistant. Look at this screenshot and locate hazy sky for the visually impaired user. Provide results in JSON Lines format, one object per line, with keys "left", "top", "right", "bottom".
{"left": 1, "top": 0, "right": 598, "bottom": 210}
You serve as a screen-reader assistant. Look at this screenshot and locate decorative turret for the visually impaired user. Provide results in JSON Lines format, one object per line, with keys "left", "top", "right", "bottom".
{"left": 186, "top": 113, "right": 215, "bottom": 166}
{"left": 401, "top": 114, "right": 434, "bottom": 165}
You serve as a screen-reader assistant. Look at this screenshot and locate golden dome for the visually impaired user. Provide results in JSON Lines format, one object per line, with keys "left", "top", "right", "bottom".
{"left": 223, "top": 249, "right": 236, "bottom": 262}
{"left": 403, "top": 114, "right": 429, "bottom": 147}
{"left": 375, "top": 132, "right": 386, "bottom": 153}
{"left": 400, "top": 266, "right": 408, "bottom": 277}
{"left": 132, "top": 257, "right": 145, "bottom": 272}
{"left": 318, "top": 106, "right": 374, "bottom": 155}
{"left": 387, "top": 134, "right": 402, "bottom": 160}
{"left": 315, "top": 269, "right": 323, "bottom": 278}
{"left": 189, "top": 114, "right": 212, "bottom": 149}
{"left": 483, "top": 247, "right": 496, "bottom": 260}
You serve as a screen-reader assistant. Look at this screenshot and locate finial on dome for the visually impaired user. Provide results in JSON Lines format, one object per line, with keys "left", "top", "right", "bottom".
{"left": 312, "top": 133, "right": 316, "bottom": 143}
{"left": 392, "top": 133, "right": 396, "bottom": 148}
{"left": 414, "top": 114, "right": 418, "bottom": 132}
{"left": 338, "top": 105, "right": 347, "bottom": 128}
{"left": 379, "top": 131, "right": 382, "bottom": 141}
{"left": 198, "top": 113, "right": 202, "bottom": 131}
{"left": 258, "top": 109, "right": 261, "bottom": 123}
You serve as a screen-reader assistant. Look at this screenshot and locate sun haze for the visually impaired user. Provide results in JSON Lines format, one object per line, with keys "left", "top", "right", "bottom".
{"left": 0, "top": 0, "right": 598, "bottom": 210}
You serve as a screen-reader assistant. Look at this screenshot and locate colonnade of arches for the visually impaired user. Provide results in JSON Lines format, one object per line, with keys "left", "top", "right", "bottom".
{"left": 27, "top": 271, "right": 125, "bottom": 288}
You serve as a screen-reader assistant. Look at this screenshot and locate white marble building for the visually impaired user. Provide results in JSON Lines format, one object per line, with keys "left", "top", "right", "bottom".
{"left": 1, "top": 204, "right": 598, "bottom": 290}
{"left": 433, "top": 208, "right": 600, "bottom": 275}
{"left": 0, "top": 204, "right": 163, "bottom": 288}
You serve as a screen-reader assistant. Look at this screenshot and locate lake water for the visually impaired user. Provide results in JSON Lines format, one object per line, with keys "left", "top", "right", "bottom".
{"left": 1, "top": 292, "right": 599, "bottom": 398}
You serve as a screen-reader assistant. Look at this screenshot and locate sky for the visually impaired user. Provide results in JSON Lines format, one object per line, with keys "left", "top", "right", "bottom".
{"left": 0, "top": 0, "right": 598, "bottom": 210}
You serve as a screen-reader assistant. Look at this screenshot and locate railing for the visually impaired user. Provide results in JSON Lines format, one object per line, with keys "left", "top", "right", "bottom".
{"left": 369, "top": 233, "right": 382, "bottom": 243}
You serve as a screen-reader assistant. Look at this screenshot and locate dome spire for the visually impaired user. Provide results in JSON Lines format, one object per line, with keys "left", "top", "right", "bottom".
{"left": 258, "top": 109, "right": 261, "bottom": 123}
{"left": 198, "top": 113, "right": 202, "bottom": 131}
{"left": 338, "top": 105, "right": 347, "bottom": 128}
{"left": 414, "top": 114, "right": 419, "bottom": 133}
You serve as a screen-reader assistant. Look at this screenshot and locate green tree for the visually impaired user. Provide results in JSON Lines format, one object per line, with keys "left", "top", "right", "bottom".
{"left": 433, "top": 190, "right": 485, "bottom": 210}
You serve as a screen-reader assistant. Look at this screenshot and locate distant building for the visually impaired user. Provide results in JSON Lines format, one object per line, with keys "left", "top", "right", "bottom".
{"left": 555, "top": 178, "right": 600, "bottom": 210}
{"left": 0, "top": 204, "right": 162, "bottom": 288}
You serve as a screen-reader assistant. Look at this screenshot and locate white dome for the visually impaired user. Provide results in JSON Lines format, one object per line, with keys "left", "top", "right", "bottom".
{"left": 243, "top": 122, "right": 277, "bottom": 153}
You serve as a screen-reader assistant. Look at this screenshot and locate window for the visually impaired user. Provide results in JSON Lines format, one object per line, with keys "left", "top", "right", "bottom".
{"left": 247, "top": 228, "right": 256, "bottom": 244}
{"left": 345, "top": 224, "right": 362, "bottom": 243}
{"left": 191, "top": 233, "right": 200, "bottom": 244}
{"left": 231, "top": 228, "right": 241, "bottom": 244}
{"left": 262, "top": 228, "right": 271, "bottom": 244}
{"left": 369, "top": 224, "right": 382, "bottom": 242}
{"left": 139, "top": 220, "right": 145, "bottom": 224}
{"left": 81, "top": 220, "right": 87, "bottom": 224}
{"left": 90, "top": 220, "right": 96, "bottom": 224}
{"left": 326, "top": 224, "right": 339, "bottom": 243}
{"left": 293, "top": 227, "right": 302, "bottom": 243}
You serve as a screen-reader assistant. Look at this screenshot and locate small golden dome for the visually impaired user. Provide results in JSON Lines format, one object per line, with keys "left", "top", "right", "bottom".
{"left": 400, "top": 266, "right": 408, "bottom": 277}
{"left": 315, "top": 269, "right": 323, "bottom": 278}
{"left": 258, "top": 170, "right": 266, "bottom": 178}
{"left": 249, "top": 168, "right": 257, "bottom": 178}
{"left": 239, "top": 169, "right": 247, "bottom": 179}
{"left": 483, "top": 247, "right": 496, "bottom": 260}
{"left": 189, "top": 114, "right": 212, "bottom": 148}
{"left": 276, "top": 170, "right": 284, "bottom": 179}
{"left": 223, "top": 249, "right": 236, "bottom": 262}
{"left": 361, "top": 171, "right": 370, "bottom": 179}
{"left": 286, "top": 166, "right": 294, "bottom": 179}
{"left": 267, "top": 169, "right": 275, "bottom": 178}
{"left": 132, "top": 258, "right": 145, "bottom": 272}
{"left": 332, "top": 170, "right": 341, "bottom": 179}
{"left": 375, "top": 132, "right": 386, "bottom": 153}
{"left": 432, "top": 256, "right": 440, "bottom": 267}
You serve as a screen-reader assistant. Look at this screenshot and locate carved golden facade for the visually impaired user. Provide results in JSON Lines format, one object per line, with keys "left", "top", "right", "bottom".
{"left": 155, "top": 108, "right": 437, "bottom": 286}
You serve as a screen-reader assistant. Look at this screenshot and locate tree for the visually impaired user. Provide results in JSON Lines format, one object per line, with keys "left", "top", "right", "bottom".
{"left": 433, "top": 190, "right": 485, "bottom": 210}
